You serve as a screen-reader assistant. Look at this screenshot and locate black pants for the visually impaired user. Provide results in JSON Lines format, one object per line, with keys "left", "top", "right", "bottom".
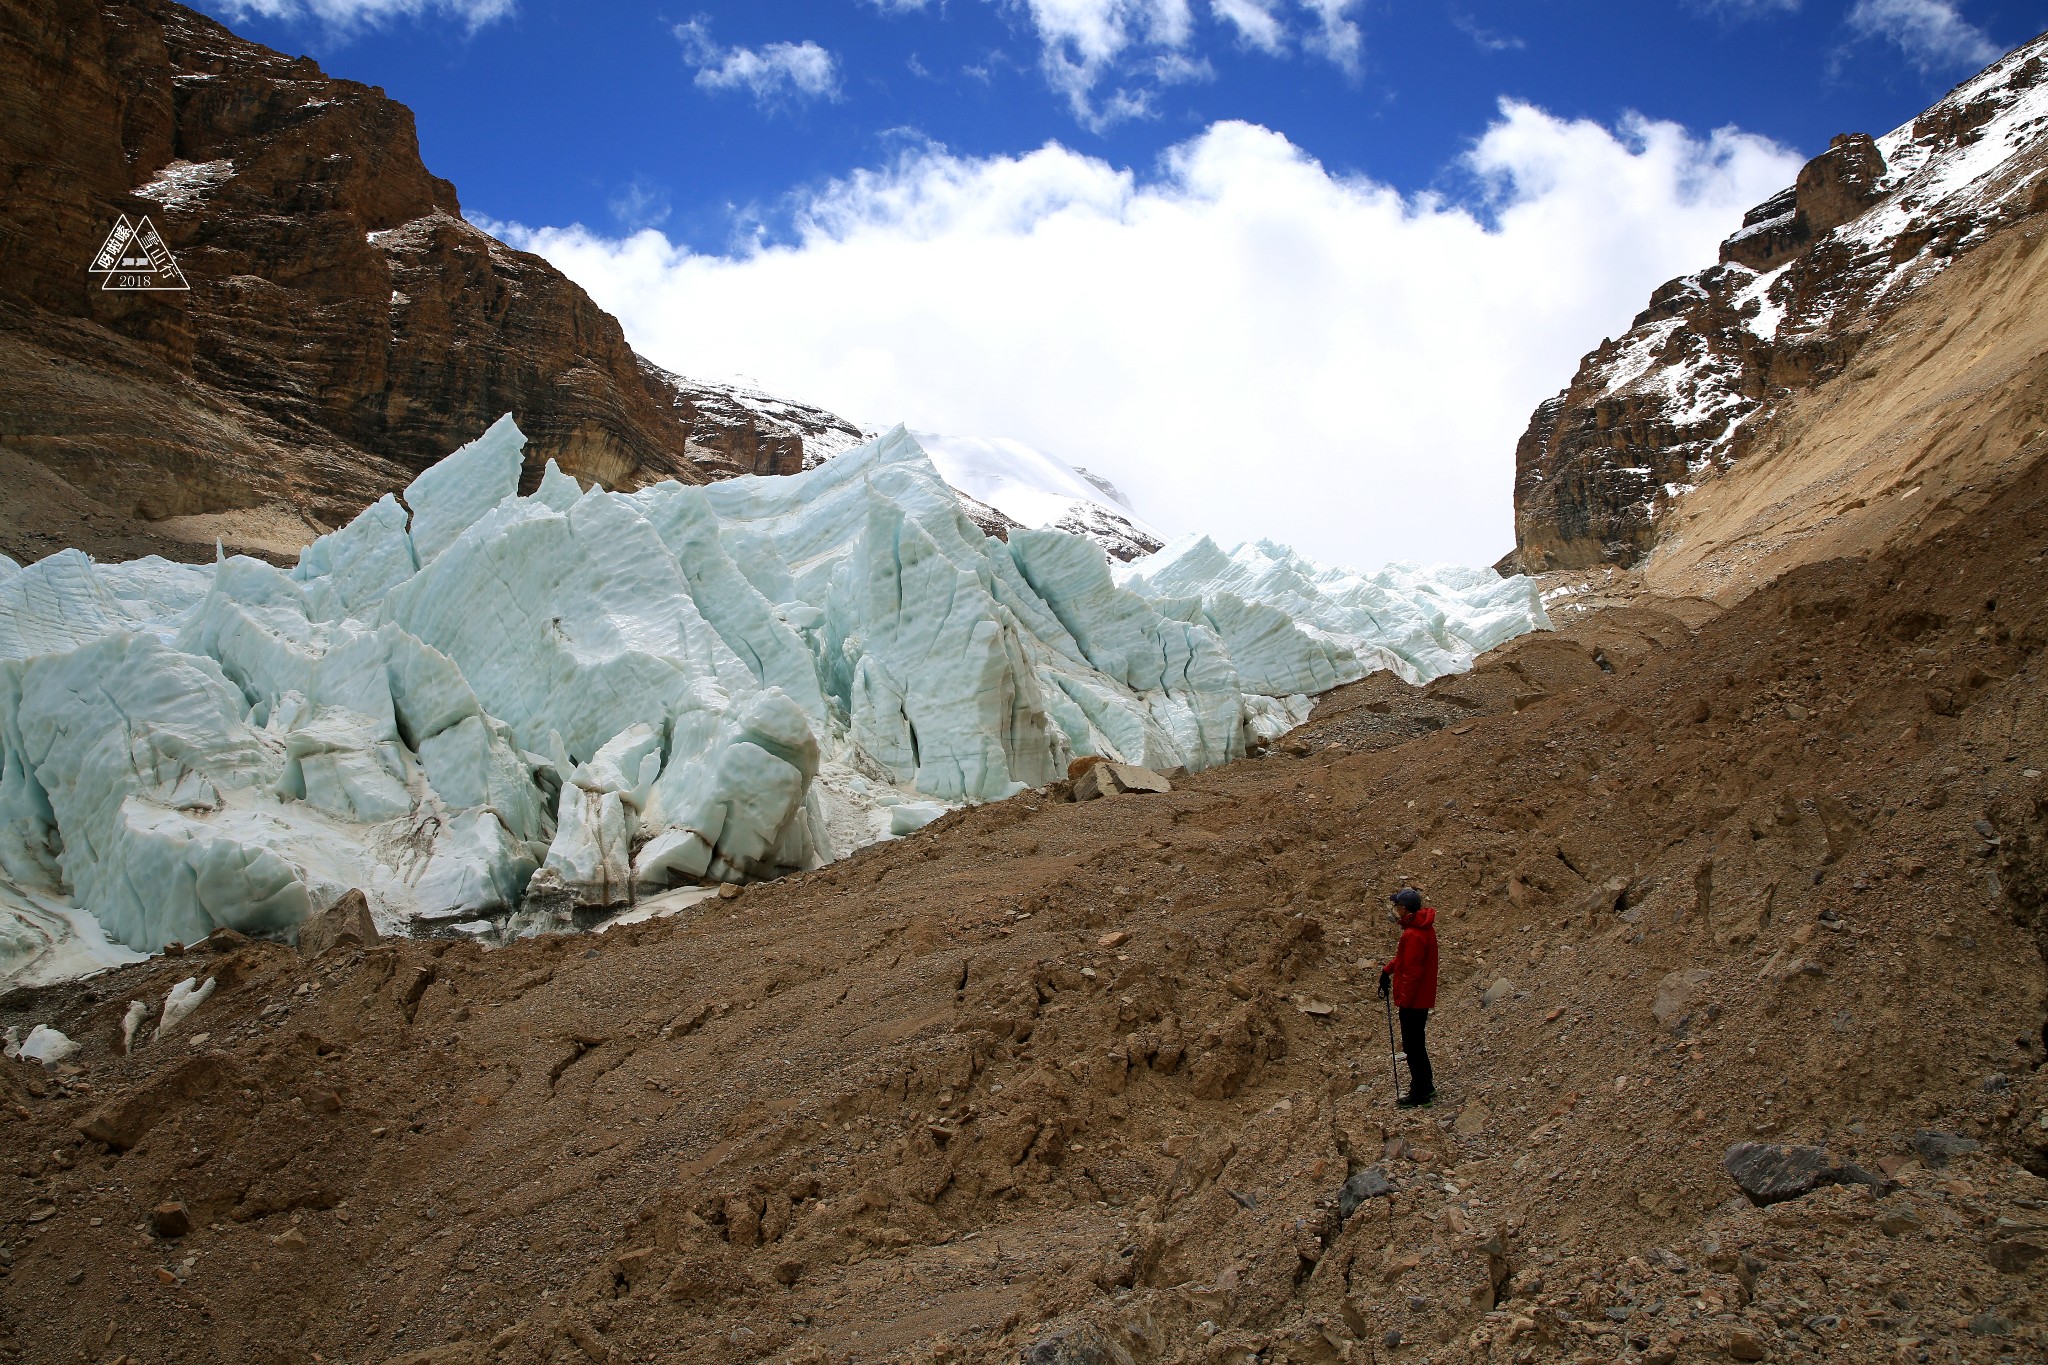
{"left": 1398, "top": 1006, "right": 1434, "bottom": 1099}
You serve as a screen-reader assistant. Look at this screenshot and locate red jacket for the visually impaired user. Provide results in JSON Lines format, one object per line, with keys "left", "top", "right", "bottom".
{"left": 1383, "top": 905, "right": 1439, "bottom": 1009}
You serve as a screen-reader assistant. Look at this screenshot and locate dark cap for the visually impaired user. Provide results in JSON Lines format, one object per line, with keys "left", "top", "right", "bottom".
{"left": 1389, "top": 887, "right": 1422, "bottom": 912}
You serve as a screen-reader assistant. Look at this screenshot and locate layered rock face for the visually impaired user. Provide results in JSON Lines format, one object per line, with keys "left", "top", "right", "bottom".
{"left": 1507, "top": 33, "right": 2048, "bottom": 572}
{"left": 0, "top": 0, "right": 853, "bottom": 561}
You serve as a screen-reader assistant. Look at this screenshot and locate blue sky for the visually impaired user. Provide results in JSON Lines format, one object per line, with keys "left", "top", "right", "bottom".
{"left": 206, "top": 1, "right": 2027, "bottom": 246}
{"left": 197, "top": 0, "right": 2038, "bottom": 565}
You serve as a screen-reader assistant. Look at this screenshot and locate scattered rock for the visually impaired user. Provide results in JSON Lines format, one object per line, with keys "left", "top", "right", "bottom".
{"left": 149, "top": 1202, "right": 192, "bottom": 1239}
{"left": 1480, "top": 978, "right": 1515, "bottom": 1007}
{"left": 298, "top": 889, "right": 380, "bottom": 958}
{"left": 1096, "top": 931, "right": 1130, "bottom": 949}
{"left": 1018, "top": 1321, "right": 1133, "bottom": 1365}
{"left": 1724, "top": 1325, "right": 1769, "bottom": 1360}
{"left": 717, "top": 883, "right": 742, "bottom": 901}
{"left": 1909, "top": 1129, "right": 1980, "bottom": 1167}
{"left": 1337, "top": 1165, "right": 1392, "bottom": 1219}
{"left": 1722, "top": 1142, "right": 1885, "bottom": 1206}
{"left": 1652, "top": 968, "right": 1713, "bottom": 1031}
{"left": 1986, "top": 1231, "right": 2048, "bottom": 1274}
{"left": 1071, "top": 761, "right": 1172, "bottom": 803}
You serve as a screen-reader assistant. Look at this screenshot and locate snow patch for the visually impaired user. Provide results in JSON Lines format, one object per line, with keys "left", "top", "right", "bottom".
{"left": 133, "top": 159, "right": 235, "bottom": 209}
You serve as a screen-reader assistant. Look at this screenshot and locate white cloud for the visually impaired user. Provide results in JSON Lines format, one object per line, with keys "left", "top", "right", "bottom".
{"left": 1011, "top": 0, "right": 1199, "bottom": 126}
{"left": 1211, "top": 0, "right": 1286, "bottom": 54}
{"left": 1152, "top": 50, "right": 1216, "bottom": 84}
{"left": 1845, "top": 0, "right": 2002, "bottom": 72}
{"left": 676, "top": 18, "right": 841, "bottom": 104}
{"left": 998, "top": 0, "right": 1371, "bottom": 122}
{"left": 207, "top": 0, "right": 512, "bottom": 29}
{"left": 1450, "top": 12, "right": 1525, "bottom": 52}
{"left": 1299, "top": 0, "right": 1363, "bottom": 75}
{"left": 489, "top": 106, "right": 1798, "bottom": 569}
{"left": 608, "top": 179, "right": 671, "bottom": 230}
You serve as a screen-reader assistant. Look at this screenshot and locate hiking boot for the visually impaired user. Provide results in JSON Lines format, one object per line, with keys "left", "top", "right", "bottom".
{"left": 1397, "top": 1090, "right": 1435, "bottom": 1108}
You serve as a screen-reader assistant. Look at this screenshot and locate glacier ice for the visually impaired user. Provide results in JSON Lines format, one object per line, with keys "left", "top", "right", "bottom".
{"left": 1117, "top": 536, "right": 1549, "bottom": 689}
{"left": 10, "top": 1024, "right": 77, "bottom": 1066}
{"left": 121, "top": 999, "right": 147, "bottom": 1053}
{"left": 0, "top": 418, "right": 1549, "bottom": 974}
{"left": 156, "top": 976, "right": 215, "bottom": 1039}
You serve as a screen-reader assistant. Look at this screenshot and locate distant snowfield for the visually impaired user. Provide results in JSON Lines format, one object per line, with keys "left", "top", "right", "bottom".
{"left": 0, "top": 419, "right": 1547, "bottom": 986}
{"left": 909, "top": 429, "right": 1166, "bottom": 557}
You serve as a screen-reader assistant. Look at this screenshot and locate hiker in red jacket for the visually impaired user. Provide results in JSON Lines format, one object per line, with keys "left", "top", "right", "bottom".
{"left": 1377, "top": 887, "right": 1439, "bottom": 1107}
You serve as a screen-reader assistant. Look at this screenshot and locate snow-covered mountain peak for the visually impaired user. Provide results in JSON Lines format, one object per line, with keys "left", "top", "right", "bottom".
{"left": 902, "top": 429, "right": 1167, "bottom": 562}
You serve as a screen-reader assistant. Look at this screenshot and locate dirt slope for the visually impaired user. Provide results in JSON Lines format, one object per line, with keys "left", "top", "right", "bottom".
{"left": 3, "top": 438, "right": 2046, "bottom": 1363}
{"left": 1642, "top": 207, "right": 2048, "bottom": 602}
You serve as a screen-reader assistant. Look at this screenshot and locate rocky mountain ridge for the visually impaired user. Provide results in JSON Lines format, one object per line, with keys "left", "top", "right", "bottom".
{"left": 1507, "top": 29, "right": 2048, "bottom": 572}
{"left": 0, "top": 0, "right": 860, "bottom": 564}
{"left": 642, "top": 364, "right": 868, "bottom": 478}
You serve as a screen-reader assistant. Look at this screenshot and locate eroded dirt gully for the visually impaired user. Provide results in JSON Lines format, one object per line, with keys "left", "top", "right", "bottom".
{"left": 5, "top": 461, "right": 2048, "bottom": 1365}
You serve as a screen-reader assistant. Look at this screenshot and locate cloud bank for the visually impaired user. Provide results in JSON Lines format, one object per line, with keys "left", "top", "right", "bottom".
{"left": 488, "top": 106, "right": 1800, "bottom": 570}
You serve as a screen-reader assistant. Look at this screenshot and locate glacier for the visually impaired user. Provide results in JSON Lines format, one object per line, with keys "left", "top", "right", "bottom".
{"left": 1116, "top": 535, "right": 1548, "bottom": 690}
{"left": 0, "top": 418, "right": 1548, "bottom": 979}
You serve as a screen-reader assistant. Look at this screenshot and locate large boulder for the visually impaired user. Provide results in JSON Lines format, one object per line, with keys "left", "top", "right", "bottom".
{"left": 297, "top": 889, "right": 380, "bottom": 958}
{"left": 1722, "top": 1142, "right": 1885, "bottom": 1206}
{"left": 1337, "top": 1164, "right": 1393, "bottom": 1219}
{"left": 1071, "top": 758, "right": 1173, "bottom": 803}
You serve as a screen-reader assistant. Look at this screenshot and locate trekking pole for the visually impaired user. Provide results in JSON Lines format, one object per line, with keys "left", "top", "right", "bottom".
{"left": 1383, "top": 987, "right": 1402, "bottom": 1106}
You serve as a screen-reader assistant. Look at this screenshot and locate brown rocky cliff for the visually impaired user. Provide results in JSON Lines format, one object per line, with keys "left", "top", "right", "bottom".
{"left": 1505, "top": 34, "right": 2048, "bottom": 574}
{"left": 0, "top": 0, "right": 850, "bottom": 563}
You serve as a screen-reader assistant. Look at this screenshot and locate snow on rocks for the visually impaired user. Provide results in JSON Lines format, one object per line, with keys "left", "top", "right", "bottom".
{"left": 132, "top": 158, "right": 235, "bottom": 210}
{"left": 1511, "top": 31, "right": 2048, "bottom": 571}
{"left": 0, "top": 418, "right": 1547, "bottom": 972}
